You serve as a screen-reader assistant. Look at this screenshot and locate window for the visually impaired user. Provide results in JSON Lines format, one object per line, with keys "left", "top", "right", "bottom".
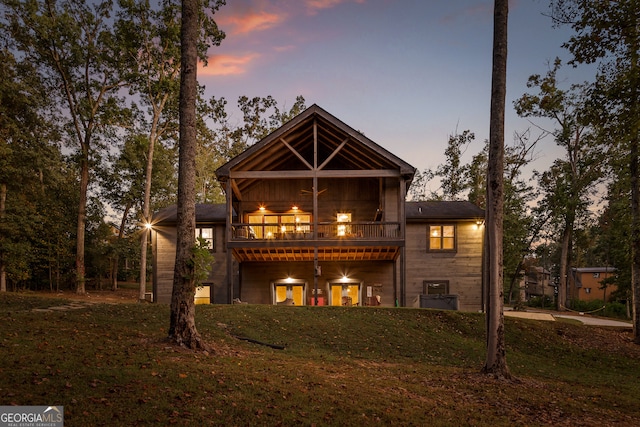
{"left": 196, "top": 227, "right": 214, "bottom": 250}
{"left": 248, "top": 213, "right": 311, "bottom": 239}
{"left": 337, "top": 213, "right": 352, "bottom": 237}
{"left": 428, "top": 225, "right": 455, "bottom": 251}
{"left": 194, "top": 283, "right": 211, "bottom": 304}
{"left": 423, "top": 280, "right": 449, "bottom": 295}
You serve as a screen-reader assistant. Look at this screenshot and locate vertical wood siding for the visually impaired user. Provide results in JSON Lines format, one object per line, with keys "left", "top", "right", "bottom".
{"left": 154, "top": 224, "right": 228, "bottom": 304}
{"left": 405, "top": 221, "right": 483, "bottom": 311}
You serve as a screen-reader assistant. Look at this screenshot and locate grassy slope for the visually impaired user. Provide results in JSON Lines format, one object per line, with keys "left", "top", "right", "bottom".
{"left": 1, "top": 293, "right": 639, "bottom": 426}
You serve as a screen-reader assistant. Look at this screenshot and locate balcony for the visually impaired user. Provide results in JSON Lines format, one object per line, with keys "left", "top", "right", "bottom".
{"left": 231, "top": 221, "right": 401, "bottom": 242}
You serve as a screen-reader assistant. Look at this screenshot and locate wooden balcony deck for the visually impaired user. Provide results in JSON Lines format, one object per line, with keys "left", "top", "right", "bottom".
{"left": 231, "top": 222, "right": 401, "bottom": 241}
{"left": 229, "top": 222, "right": 403, "bottom": 262}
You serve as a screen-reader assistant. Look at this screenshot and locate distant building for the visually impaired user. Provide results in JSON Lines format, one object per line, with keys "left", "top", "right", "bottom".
{"left": 519, "top": 266, "right": 552, "bottom": 301}
{"left": 569, "top": 267, "right": 617, "bottom": 302}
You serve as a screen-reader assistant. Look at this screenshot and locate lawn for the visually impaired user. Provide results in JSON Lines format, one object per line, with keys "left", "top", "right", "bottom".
{"left": 1, "top": 292, "right": 639, "bottom": 426}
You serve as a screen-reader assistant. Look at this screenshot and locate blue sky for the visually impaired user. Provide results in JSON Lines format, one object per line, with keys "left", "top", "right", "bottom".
{"left": 198, "top": 0, "right": 590, "bottom": 175}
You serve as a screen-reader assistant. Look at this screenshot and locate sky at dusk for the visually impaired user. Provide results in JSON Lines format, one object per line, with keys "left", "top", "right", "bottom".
{"left": 198, "top": 0, "right": 590, "bottom": 175}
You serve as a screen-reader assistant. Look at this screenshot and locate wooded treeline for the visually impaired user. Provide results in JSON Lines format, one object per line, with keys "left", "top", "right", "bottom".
{"left": 0, "top": 0, "right": 305, "bottom": 293}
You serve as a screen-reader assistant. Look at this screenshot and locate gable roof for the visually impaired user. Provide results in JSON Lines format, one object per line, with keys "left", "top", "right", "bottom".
{"left": 215, "top": 104, "right": 416, "bottom": 186}
{"left": 405, "top": 201, "right": 485, "bottom": 221}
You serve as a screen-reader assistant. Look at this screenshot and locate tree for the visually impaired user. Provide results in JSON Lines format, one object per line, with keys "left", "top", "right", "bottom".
{"left": 515, "top": 59, "right": 602, "bottom": 311}
{"left": 115, "top": 0, "right": 223, "bottom": 301}
{"left": 99, "top": 130, "right": 177, "bottom": 289}
{"left": 116, "top": 0, "right": 181, "bottom": 298}
{"left": 482, "top": 0, "right": 511, "bottom": 379}
{"left": 168, "top": 0, "right": 224, "bottom": 349}
{"left": 2, "top": 0, "right": 130, "bottom": 293}
{"left": 437, "top": 130, "right": 475, "bottom": 200}
{"left": 550, "top": 0, "right": 640, "bottom": 342}
{"left": 0, "top": 47, "right": 70, "bottom": 291}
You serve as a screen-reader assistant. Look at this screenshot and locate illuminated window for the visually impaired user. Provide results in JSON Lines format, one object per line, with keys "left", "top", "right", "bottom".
{"left": 330, "top": 282, "right": 360, "bottom": 306}
{"left": 337, "top": 213, "right": 352, "bottom": 237}
{"left": 196, "top": 227, "right": 214, "bottom": 250}
{"left": 428, "top": 225, "right": 455, "bottom": 251}
{"left": 195, "top": 283, "right": 211, "bottom": 304}
{"left": 248, "top": 212, "right": 311, "bottom": 238}
{"left": 273, "top": 281, "right": 306, "bottom": 305}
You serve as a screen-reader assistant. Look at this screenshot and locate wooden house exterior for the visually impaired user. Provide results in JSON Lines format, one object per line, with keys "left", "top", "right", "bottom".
{"left": 151, "top": 105, "right": 485, "bottom": 311}
{"left": 404, "top": 201, "right": 485, "bottom": 311}
{"left": 151, "top": 204, "right": 231, "bottom": 304}
{"left": 569, "top": 267, "right": 617, "bottom": 302}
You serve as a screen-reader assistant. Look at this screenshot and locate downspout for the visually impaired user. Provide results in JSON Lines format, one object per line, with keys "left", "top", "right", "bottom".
{"left": 399, "top": 176, "right": 407, "bottom": 307}
{"left": 225, "top": 178, "right": 234, "bottom": 303}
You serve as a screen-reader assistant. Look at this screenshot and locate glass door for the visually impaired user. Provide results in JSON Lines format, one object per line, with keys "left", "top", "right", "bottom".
{"left": 329, "top": 280, "right": 361, "bottom": 306}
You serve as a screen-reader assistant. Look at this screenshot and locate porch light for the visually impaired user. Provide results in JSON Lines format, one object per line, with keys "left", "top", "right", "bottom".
{"left": 292, "top": 205, "right": 298, "bottom": 211}
{"left": 474, "top": 219, "right": 485, "bottom": 230}
{"left": 259, "top": 206, "right": 265, "bottom": 212}
{"left": 145, "top": 223, "right": 153, "bottom": 230}
{"left": 285, "top": 276, "right": 294, "bottom": 283}
{"left": 341, "top": 275, "right": 349, "bottom": 282}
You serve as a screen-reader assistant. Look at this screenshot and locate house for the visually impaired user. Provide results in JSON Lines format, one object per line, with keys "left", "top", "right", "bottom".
{"left": 569, "top": 267, "right": 617, "bottom": 302}
{"left": 517, "top": 266, "right": 552, "bottom": 301}
{"left": 151, "top": 105, "right": 485, "bottom": 311}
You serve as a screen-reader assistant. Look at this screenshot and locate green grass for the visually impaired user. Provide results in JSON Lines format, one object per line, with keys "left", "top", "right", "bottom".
{"left": 1, "top": 293, "right": 640, "bottom": 426}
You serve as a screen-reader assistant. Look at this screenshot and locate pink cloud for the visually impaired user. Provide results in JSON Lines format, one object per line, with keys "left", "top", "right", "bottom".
{"left": 273, "top": 44, "right": 296, "bottom": 53}
{"left": 199, "top": 53, "right": 260, "bottom": 76}
{"left": 305, "top": 0, "right": 365, "bottom": 15}
{"left": 219, "top": 10, "right": 287, "bottom": 35}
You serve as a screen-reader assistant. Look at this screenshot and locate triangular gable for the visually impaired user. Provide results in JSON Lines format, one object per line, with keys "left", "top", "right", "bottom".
{"left": 216, "top": 104, "right": 416, "bottom": 179}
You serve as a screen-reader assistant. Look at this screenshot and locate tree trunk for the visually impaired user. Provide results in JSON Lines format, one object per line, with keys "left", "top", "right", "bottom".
{"left": 139, "top": 109, "right": 160, "bottom": 301}
{"left": 76, "top": 146, "right": 89, "bottom": 294}
{"left": 168, "top": 0, "right": 206, "bottom": 350}
{"left": 631, "top": 134, "right": 640, "bottom": 343}
{"left": 112, "top": 201, "right": 132, "bottom": 291}
{"left": 630, "top": 25, "right": 640, "bottom": 344}
{"left": 0, "top": 183, "right": 6, "bottom": 292}
{"left": 482, "top": 0, "right": 511, "bottom": 379}
{"left": 557, "top": 221, "right": 572, "bottom": 310}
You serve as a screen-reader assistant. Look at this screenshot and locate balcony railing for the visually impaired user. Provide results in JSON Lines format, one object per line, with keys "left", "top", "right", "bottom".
{"left": 231, "top": 222, "right": 401, "bottom": 241}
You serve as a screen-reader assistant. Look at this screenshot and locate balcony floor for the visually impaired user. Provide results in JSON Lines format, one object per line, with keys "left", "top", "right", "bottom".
{"left": 232, "top": 245, "right": 399, "bottom": 262}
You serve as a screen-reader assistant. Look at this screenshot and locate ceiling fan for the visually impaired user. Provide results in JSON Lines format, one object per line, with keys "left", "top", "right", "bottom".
{"left": 300, "top": 188, "right": 327, "bottom": 196}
